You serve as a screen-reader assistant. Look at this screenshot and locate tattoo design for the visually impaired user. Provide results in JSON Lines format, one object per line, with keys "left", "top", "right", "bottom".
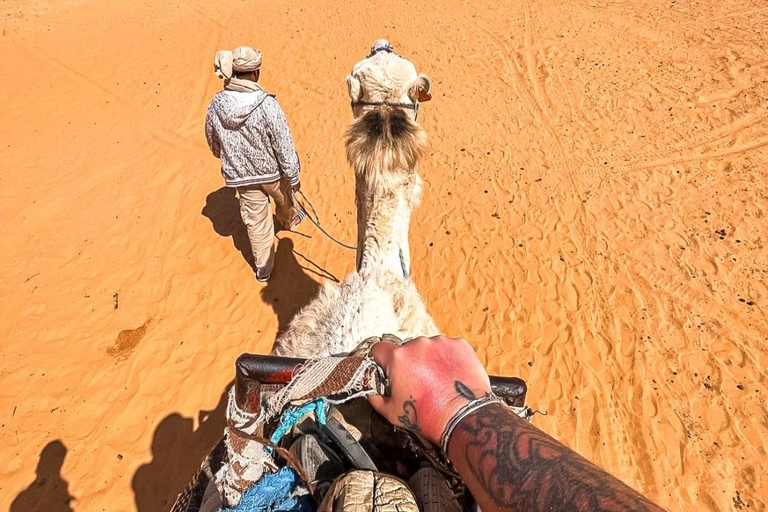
{"left": 454, "top": 380, "right": 477, "bottom": 400}
{"left": 397, "top": 398, "right": 421, "bottom": 433}
{"left": 453, "top": 403, "right": 666, "bottom": 512}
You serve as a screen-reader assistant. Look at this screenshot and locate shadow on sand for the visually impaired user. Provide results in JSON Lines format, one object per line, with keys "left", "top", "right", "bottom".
{"left": 202, "top": 186, "right": 330, "bottom": 336}
{"left": 261, "top": 237, "right": 322, "bottom": 336}
{"left": 132, "top": 190, "right": 332, "bottom": 510}
{"left": 202, "top": 187, "right": 255, "bottom": 271}
{"left": 10, "top": 440, "right": 75, "bottom": 512}
{"left": 132, "top": 387, "right": 231, "bottom": 512}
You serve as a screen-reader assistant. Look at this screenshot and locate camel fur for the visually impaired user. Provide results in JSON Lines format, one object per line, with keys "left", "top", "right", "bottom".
{"left": 272, "top": 52, "right": 437, "bottom": 357}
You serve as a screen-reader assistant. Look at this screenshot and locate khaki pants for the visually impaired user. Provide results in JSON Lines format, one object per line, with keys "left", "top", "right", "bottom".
{"left": 237, "top": 179, "right": 300, "bottom": 279}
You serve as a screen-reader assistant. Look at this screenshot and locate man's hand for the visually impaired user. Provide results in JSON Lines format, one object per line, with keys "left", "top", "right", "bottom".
{"left": 367, "top": 336, "right": 491, "bottom": 444}
{"left": 292, "top": 182, "right": 301, "bottom": 193}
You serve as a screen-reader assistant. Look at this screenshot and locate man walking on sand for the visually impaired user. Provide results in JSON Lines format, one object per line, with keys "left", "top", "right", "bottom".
{"left": 205, "top": 46, "right": 303, "bottom": 282}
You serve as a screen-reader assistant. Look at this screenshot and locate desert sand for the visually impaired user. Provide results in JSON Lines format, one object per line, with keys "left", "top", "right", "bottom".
{"left": 1, "top": 0, "right": 767, "bottom": 510}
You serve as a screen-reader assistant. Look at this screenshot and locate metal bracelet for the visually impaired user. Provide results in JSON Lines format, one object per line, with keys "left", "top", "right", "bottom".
{"left": 439, "top": 395, "right": 502, "bottom": 461}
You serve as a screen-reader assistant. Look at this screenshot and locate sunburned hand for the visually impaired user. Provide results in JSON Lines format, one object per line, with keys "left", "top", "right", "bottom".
{"left": 367, "top": 336, "right": 491, "bottom": 444}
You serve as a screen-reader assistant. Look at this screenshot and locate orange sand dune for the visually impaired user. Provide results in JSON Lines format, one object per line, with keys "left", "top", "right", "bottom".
{"left": 1, "top": 0, "right": 767, "bottom": 510}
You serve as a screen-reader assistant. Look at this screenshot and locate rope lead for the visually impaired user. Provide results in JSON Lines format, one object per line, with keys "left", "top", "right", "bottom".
{"left": 293, "top": 190, "right": 358, "bottom": 251}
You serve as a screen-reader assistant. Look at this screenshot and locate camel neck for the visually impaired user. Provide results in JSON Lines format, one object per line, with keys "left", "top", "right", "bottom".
{"left": 355, "top": 168, "right": 419, "bottom": 279}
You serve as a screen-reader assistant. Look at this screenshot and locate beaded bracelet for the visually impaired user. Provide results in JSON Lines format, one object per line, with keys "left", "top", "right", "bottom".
{"left": 439, "top": 395, "right": 503, "bottom": 461}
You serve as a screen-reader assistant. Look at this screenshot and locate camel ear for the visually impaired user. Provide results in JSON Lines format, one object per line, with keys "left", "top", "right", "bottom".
{"left": 347, "top": 76, "right": 363, "bottom": 101}
{"left": 408, "top": 74, "right": 432, "bottom": 102}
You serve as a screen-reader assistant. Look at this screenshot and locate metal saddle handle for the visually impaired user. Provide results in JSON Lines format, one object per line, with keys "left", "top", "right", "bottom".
{"left": 234, "top": 354, "right": 527, "bottom": 415}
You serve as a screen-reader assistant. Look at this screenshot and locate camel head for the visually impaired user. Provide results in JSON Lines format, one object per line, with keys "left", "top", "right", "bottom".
{"left": 347, "top": 50, "right": 431, "bottom": 121}
{"left": 344, "top": 47, "right": 432, "bottom": 279}
{"left": 344, "top": 45, "right": 431, "bottom": 181}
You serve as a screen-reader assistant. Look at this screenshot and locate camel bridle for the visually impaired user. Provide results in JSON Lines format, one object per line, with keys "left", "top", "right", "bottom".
{"left": 350, "top": 100, "right": 420, "bottom": 120}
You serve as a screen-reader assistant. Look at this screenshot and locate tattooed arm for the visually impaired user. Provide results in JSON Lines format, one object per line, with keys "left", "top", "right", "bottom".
{"left": 449, "top": 402, "right": 666, "bottom": 512}
{"left": 368, "top": 336, "right": 667, "bottom": 512}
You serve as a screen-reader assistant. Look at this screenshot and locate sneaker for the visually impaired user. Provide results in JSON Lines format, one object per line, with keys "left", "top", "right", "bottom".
{"left": 256, "top": 271, "right": 271, "bottom": 282}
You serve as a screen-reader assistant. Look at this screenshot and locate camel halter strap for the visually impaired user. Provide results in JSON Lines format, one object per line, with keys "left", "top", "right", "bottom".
{"left": 350, "top": 100, "right": 420, "bottom": 120}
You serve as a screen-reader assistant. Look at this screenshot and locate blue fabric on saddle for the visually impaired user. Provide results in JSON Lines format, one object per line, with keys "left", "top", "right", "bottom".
{"left": 269, "top": 399, "right": 327, "bottom": 446}
{"left": 219, "top": 401, "right": 326, "bottom": 511}
{"left": 219, "top": 466, "right": 313, "bottom": 512}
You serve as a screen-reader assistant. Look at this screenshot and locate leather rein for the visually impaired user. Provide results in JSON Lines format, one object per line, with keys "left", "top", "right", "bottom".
{"left": 350, "top": 100, "right": 420, "bottom": 119}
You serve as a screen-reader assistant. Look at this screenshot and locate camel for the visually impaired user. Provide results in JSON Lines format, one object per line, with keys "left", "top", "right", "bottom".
{"left": 272, "top": 48, "right": 436, "bottom": 357}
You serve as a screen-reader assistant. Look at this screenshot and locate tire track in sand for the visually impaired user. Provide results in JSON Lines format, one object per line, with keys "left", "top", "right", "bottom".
{"left": 522, "top": 0, "right": 558, "bottom": 123}
{"left": 625, "top": 134, "right": 768, "bottom": 172}
{"left": 465, "top": 11, "right": 563, "bottom": 150}
{"left": 9, "top": 33, "right": 118, "bottom": 103}
{"left": 614, "top": 112, "right": 768, "bottom": 172}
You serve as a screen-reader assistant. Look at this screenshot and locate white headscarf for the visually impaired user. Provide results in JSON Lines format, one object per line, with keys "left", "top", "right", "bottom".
{"left": 214, "top": 46, "right": 262, "bottom": 80}
{"left": 214, "top": 50, "right": 234, "bottom": 80}
{"left": 213, "top": 47, "right": 264, "bottom": 92}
